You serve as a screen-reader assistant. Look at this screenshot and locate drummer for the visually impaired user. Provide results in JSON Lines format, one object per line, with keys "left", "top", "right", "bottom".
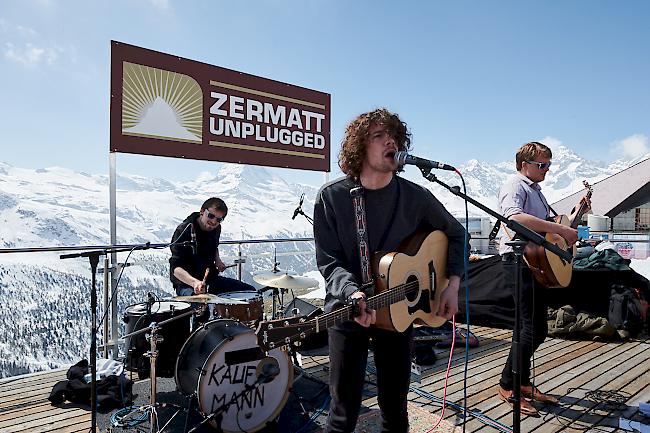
{"left": 169, "top": 197, "right": 255, "bottom": 296}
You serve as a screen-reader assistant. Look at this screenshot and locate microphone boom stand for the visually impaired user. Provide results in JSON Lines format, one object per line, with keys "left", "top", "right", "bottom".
{"left": 417, "top": 167, "right": 572, "bottom": 433}
{"left": 60, "top": 240, "right": 193, "bottom": 433}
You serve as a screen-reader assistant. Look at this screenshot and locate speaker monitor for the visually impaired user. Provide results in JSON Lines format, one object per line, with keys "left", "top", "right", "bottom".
{"left": 283, "top": 298, "right": 328, "bottom": 351}
{"left": 284, "top": 297, "right": 323, "bottom": 319}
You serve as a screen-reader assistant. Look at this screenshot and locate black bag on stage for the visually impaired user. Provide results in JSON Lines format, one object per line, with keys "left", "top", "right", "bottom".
{"left": 48, "top": 359, "right": 134, "bottom": 409}
{"left": 608, "top": 285, "right": 644, "bottom": 337}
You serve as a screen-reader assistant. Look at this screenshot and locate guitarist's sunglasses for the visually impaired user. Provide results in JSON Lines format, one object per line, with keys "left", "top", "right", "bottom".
{"left": 524, "top": 160, "right": 552, "bottom": 170}
{"left": 204, "top": 210, "right": 225, "bottom": 222}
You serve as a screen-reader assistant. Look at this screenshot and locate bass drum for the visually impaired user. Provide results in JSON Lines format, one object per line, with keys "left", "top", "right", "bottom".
{"left": 175, "top": 319, "right": 292, "bottom": 433}
{"left": 123, "top": 300, "right": 192, "bottom": 379}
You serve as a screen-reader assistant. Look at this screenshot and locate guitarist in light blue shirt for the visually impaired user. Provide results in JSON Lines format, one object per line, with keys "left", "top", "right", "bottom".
{"left": 496, "top": 141, "right": 587, "bottom": 415}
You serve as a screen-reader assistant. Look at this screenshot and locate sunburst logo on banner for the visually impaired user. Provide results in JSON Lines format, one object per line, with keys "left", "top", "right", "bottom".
{"left": 122, "top": 61, "right": 202, "bottom": 143}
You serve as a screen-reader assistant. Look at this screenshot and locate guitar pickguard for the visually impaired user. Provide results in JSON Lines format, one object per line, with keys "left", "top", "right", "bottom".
{"left": 407, "top": 281, "right": 432, "bottom": 316}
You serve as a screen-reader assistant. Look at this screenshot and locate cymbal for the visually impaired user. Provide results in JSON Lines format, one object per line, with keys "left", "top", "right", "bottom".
{"left": 253, "top": 271, "right": 319, "bottom": 289}
{"left": 173, "top": 294, "right": 246, "bottom": 305}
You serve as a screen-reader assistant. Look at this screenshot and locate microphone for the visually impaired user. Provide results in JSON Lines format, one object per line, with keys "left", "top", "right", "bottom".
{"left": 255, "top": 357, "right": 280, "bottom": 384}
{"left": 291, "top": 193, "right": 305, "bottom": 220}
{"left": 394, "top": 151, "right": 456, "bottom": 171}
{"left": 190, "top": 224, "right": 197, "bottom": 255}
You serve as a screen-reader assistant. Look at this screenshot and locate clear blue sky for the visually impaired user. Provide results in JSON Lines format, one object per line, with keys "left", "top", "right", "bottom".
{"left": 1, "top": 0, "right": 649, "bottom": 186}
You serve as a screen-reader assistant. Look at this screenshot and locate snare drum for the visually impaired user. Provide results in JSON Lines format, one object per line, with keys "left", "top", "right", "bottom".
{"left": 175, "top": 319, "right": 292, "bottom": 432}
{"left": 123, "top": 300, "right": 192, "bottom": 379}
{"left": 214, "top": 291, "right": 264, "bottom": 324}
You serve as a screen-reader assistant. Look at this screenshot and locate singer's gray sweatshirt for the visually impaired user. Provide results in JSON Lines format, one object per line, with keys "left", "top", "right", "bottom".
{"left": 314, "top": 175, "right": 468, "bottom": 313}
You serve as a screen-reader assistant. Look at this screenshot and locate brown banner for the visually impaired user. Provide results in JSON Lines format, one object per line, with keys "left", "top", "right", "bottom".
{"left": 110, "top": 41, "right": 330, "bottom": 172}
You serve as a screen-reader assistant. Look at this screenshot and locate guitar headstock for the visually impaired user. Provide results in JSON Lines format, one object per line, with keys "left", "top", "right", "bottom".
{"left": 582, "top": 180, "right": 593, "bottom": 198}
{"left": 255, "top": 315, "right": 314, "bottom": 351}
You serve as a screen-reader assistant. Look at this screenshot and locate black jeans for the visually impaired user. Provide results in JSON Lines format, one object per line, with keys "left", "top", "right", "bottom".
{"left": 324, "top": 322, "right": 412, "bottom": 433}
{"left": 499, "top": 253, "right": 549, "bottom": 390}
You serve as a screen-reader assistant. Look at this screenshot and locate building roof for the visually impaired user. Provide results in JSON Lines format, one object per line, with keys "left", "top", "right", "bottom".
{"left": 551, "top": 158, "right": 650, "bottom": 218}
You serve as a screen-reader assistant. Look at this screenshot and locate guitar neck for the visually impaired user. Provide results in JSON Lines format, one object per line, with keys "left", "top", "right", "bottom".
{"left": 313, "top": 281, "right": 419, "bottom": 330}
{"left": 569, "top": 193, "right": 592, "bottom": 228}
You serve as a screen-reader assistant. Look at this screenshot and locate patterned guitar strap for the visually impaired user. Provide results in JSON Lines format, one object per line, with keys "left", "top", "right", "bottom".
{"left": 350, "top": 185, "right": 375, "bottom": 296}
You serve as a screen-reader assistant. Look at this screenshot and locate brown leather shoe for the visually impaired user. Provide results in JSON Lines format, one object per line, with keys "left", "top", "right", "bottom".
{"left": 521, "top": 385, "right": 559, "bottom": 405}
{"left": 497, "top": 386, "right": 538, "bottom": 415}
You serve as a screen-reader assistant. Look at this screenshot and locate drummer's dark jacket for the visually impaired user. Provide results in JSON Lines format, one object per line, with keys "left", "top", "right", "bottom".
{"left": 169, "top": 212, "right": 220, "bottom": 291}
{"left": 314, "top": 175, "right": 468, "bottom": 313}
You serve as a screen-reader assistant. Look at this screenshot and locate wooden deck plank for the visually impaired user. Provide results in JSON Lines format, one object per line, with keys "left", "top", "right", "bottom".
{"left": 0, "top": 326, "right": 647, "bottom": 433}
{"left": 457, "top": 339, "right": 637, "bottom": 431}
{"left": 0, "top": 406, "right": 89, "bottom": 430}
{"left": 0, "top": 388, "right": 51, "bottom": 409}
{"left": 530, "top": 343, "right": 650, "bottom": 433}
{"left": 42, "top": 422, "right": 92, "bottom": 433}
{"left": 427, "top": 338, "right": 580, "bottom": 392}
{"left": 361, "top": 332, "right": 575, "bottom": 414}
{"left": 0, "top": 379, "right": 62, "bottom": 400}
{"left": 0, "top": 368, "right": 66, "bottom": 384}
{"left": 3, "top": 412, "right": 91, "bottom": 433}
{"left": 0, "top": 377, "right": 62, "bottom": 395}
{"left": 473, "top": 340, "right": 647, "bottom": 432}
{"left": 428, "top": 338, "right": 591, "bottom": 402}
{"left": 0, "top": 401, "right": 56, "bottom": 423}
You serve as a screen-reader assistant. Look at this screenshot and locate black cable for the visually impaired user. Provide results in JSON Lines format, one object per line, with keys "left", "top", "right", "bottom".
{"left": 542, "top": 387, "right": 629, "bottom": 432}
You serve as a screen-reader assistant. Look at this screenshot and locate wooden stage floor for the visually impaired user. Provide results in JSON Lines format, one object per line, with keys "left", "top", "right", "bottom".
{"left": 1, "top": 325, "right": 649, "bottom": 432}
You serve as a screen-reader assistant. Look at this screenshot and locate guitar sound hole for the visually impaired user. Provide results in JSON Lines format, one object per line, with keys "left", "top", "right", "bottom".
{"left": 405, "top": 275, "right": 419, "bottom": 302}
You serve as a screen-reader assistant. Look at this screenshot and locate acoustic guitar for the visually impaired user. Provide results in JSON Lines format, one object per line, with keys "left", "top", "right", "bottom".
{"left": 255, "top": 230, "right": 449, "bottom": 351}
{"left": 524, "top": 180, "right": 593, "bottom": 288}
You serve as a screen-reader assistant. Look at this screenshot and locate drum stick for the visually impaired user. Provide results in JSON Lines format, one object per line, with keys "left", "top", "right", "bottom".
{"left": 202, "top": 268, "right": 210, "bottom": 284}
{"left": 201, "top": 268, "right": 210, "bottom": 293}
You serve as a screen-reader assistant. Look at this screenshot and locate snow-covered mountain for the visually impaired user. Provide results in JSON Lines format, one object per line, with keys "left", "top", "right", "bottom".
{"left": 0, "top": 163, "right": 318, "bottom": 377}
{"left": 0, "top": 145, "right": 647, "bottom": 377}
{"left": 425, "top": 143, "right": 647, "bottom": 217}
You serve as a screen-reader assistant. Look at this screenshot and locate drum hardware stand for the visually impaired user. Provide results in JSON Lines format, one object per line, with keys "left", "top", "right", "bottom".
{"left": 272, "top": 287, "right": 291, "bottom": 319}
{"left": 121, "top": 308, "right": 198, "bottom": 433}
{"left": 287, "top": 346, "right": 328, "bottom": 420}
{"left": 416, "top": 167, "right": 573, "bottom": 433}
{"left": 289, "top": 346, "right": 327, "bottom": 386}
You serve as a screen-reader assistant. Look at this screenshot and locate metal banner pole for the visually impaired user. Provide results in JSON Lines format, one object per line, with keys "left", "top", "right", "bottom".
{"left": 109, "top": 152, "right": 119, "bottom": 359}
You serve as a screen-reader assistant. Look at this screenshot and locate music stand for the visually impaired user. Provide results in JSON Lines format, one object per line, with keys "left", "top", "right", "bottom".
{"left": 416, "top": 167, "right": 572, "bottom": 433}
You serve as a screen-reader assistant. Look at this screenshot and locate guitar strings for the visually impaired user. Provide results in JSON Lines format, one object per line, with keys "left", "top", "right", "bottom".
{"left": 315, "top": 279, "right": 423, "bottom": 329}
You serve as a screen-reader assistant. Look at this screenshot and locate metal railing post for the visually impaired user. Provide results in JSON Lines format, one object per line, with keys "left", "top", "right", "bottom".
{"left": 237, "top": 243, "right": 243, "bottom": 281}
{"left": 102, "top": 255, "right": 110, "bottom": 359}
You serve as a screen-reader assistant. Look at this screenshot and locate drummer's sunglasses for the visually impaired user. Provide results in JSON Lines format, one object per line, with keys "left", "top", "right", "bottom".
{"left": 204, "top": 210, "right": 225, "bottom": 222}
